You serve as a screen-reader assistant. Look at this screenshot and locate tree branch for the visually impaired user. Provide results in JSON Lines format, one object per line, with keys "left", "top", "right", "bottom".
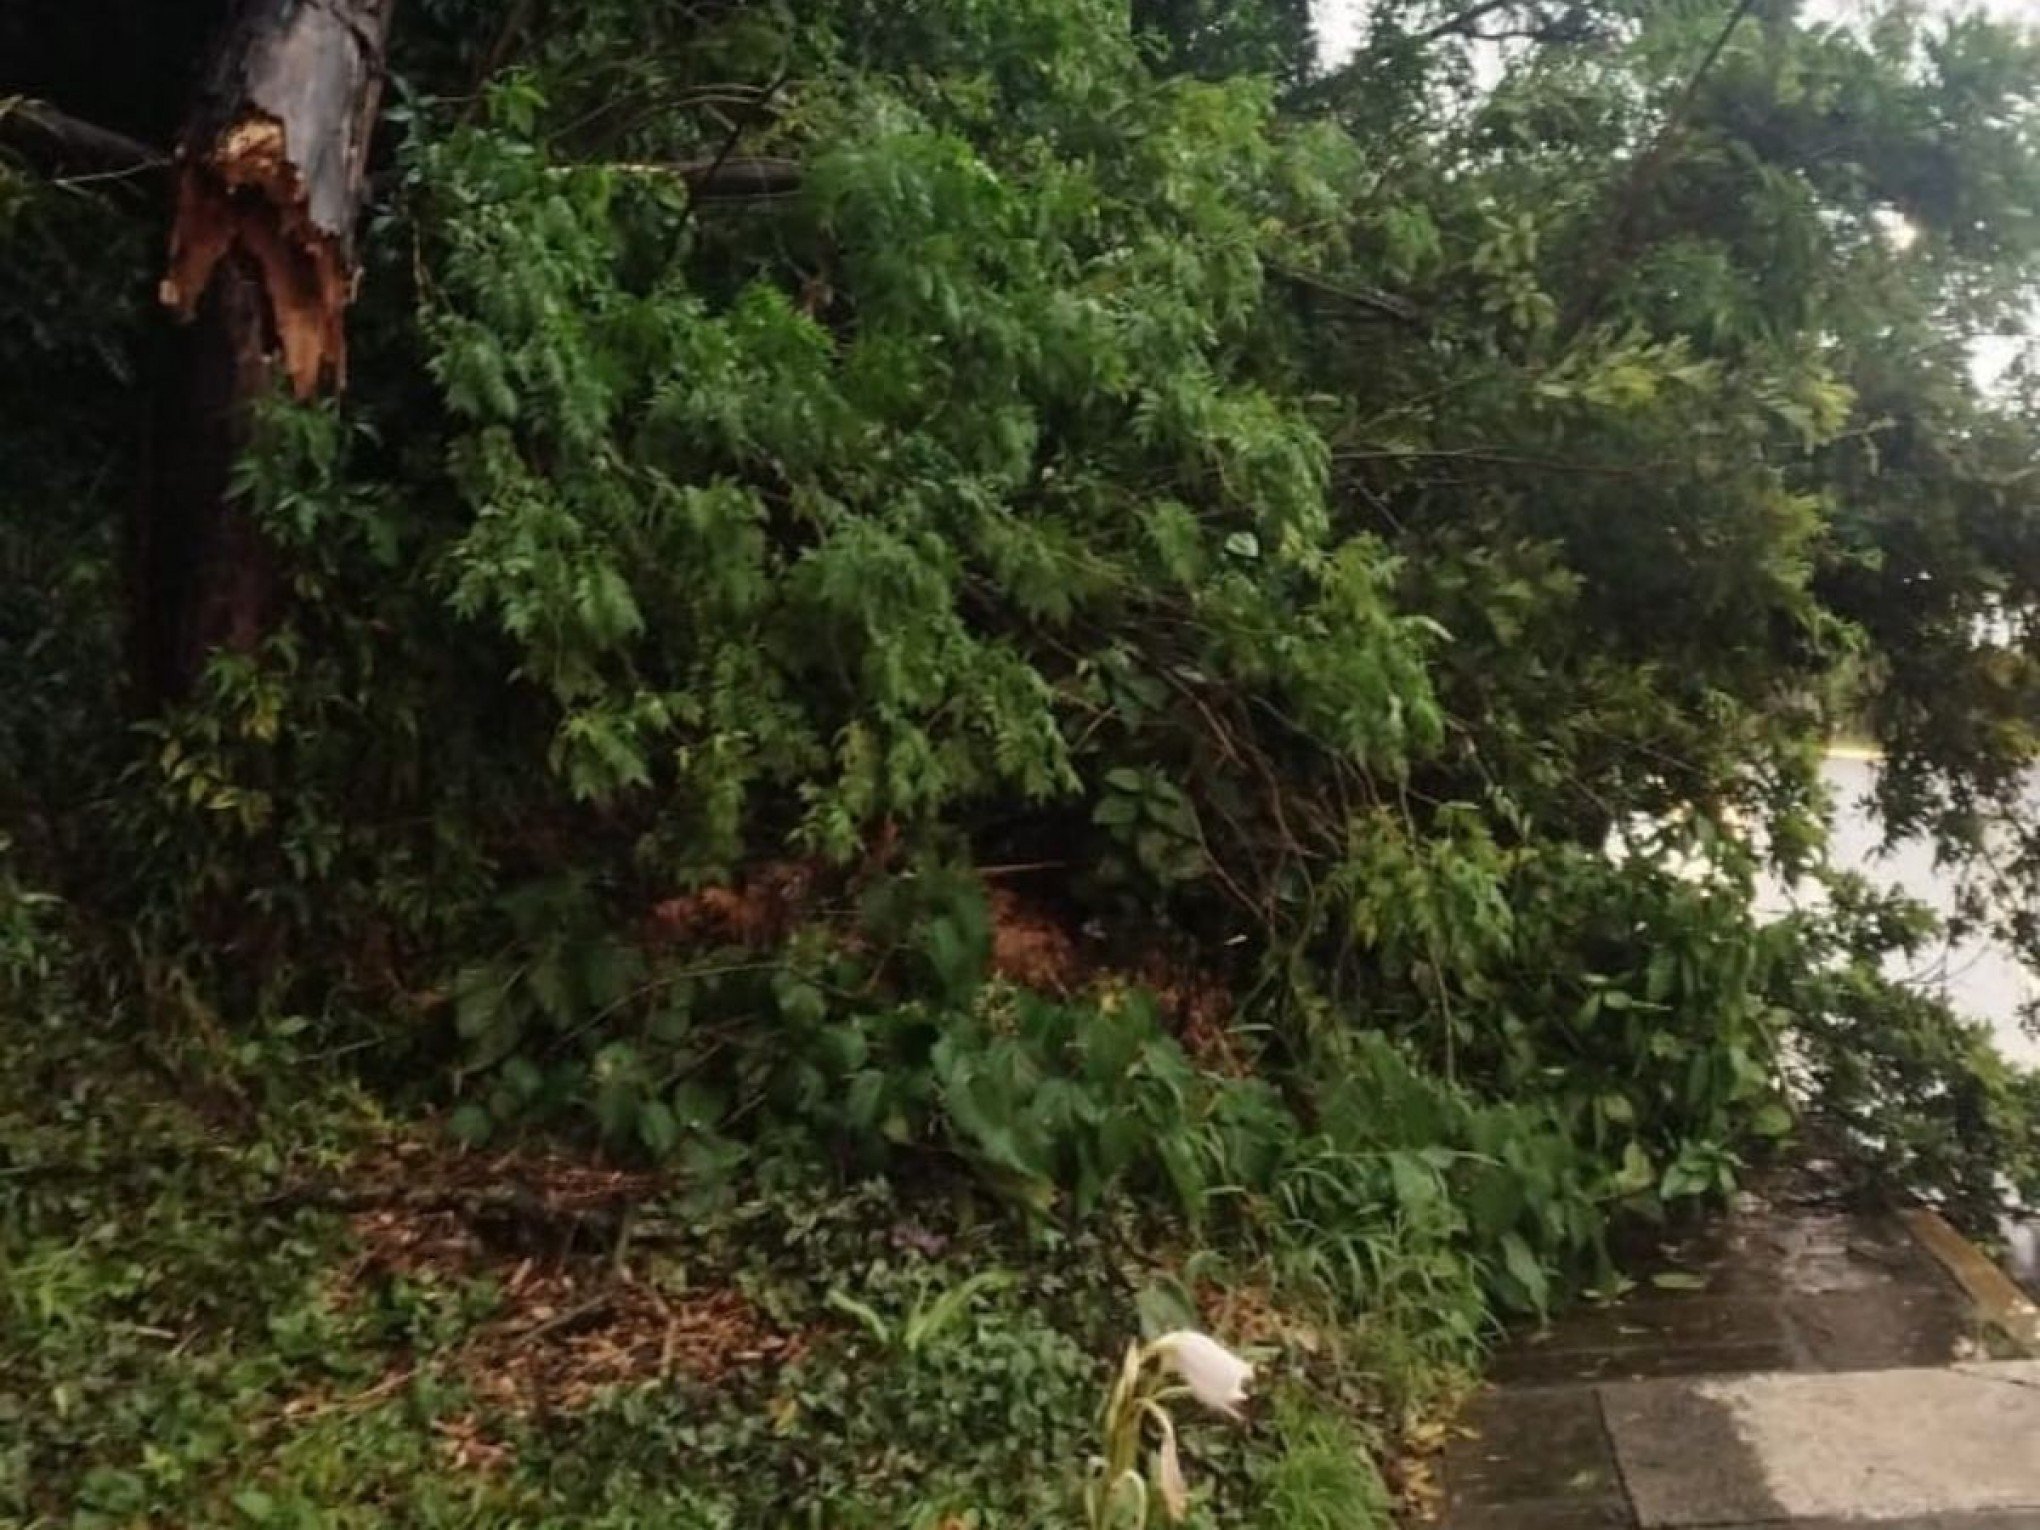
{"left": 1268, "top": 262, "right": 1423, "bottom": 325}
{"left": 0, "top": 97, "right": 166, "bottom": 185}
{"left": 1413, "top": 0, "right": 1524, "bottom": 45}
{"left": 602, "top": 154, "right": 804, "bottom": 199}
{"left": 1334, "top": 447, "right": 1662, "bottom": 476}
{"left": 1558, "top": 0, "right": 1761, "bottom": 336}
{"left": 1299, "top": 3, "right": 1582, "bottom": 113}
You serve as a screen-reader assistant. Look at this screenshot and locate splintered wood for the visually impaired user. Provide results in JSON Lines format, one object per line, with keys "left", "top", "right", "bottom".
{"left": 160, "top": 0, "right": 396, "bottom": 397}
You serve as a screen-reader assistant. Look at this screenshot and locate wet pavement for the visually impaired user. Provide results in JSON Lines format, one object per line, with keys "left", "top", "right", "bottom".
{"left": 1437, "top": 1159, "right": 2031, "bottom": 1530}
{"left": 1604, "top": 1363, "right": 2040, "bottom": 1526}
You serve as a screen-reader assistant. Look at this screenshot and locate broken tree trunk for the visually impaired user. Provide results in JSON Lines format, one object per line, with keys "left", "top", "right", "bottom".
{"left": 136, "top": 0, "right": 395, "bottom": 704}
{"left": 161, "top": 0, "right": 395, "bottom": 397}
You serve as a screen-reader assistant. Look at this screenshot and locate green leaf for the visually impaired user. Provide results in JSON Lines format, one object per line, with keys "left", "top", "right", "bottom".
{"left": 1093, "top": 793, "right": 1140, "bottom": 827}
{"left": 845, "top": 1069, "right": 888, "bottom": 1131}
{"left": 1499, "top": 1230, "right": 1550, "bottom": 1310}
{"left": 1388, "top": 1150, "right": 1440, "bottom": 1218}
{"left": 502, "top": 1055, "right": 544, "bottom": 1101}
{"left": 1646, "top": 950, "right": 1676, "bottom": 1003}
{"left": 1649, "top": 1271, "right": 1709, "bottom": 1292}
{"left": 774, "top": 975, "right": 828, "bottom": 1028}
{"left": 637, "top": 1098, "right": 679, "bottom": 1157}
{"left": 453, "top": 964, "right": 507, "bottom": 1038}
{"left": 1751, "top": 1102, "right": 1794, "bottom": 1138}
{"left": 672, "top": 1080, "right": 726, "bottom": 1131}
{"left": 1134, "top": 1276, "right": 1200, "bottom": 1340}
{"left": 594, "top": 1078, "right": 638, "bottom": 1143}
{"left": 1615, "top": 1140, "right": 1655, "bottom": 1193}
{"left": 824, "top": 1288, "right": 892, "bottom": 1346}
{"left": 448, "top": 1102, "right": 494, "bottom": 1147}
{"left": 902, "top": 1270, "right": 1013, "bottom": 1353}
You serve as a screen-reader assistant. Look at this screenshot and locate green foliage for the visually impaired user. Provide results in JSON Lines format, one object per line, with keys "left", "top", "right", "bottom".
{"left": 1776, "top": 875, "right": 2040, "bottom": 1225}
{"left": 0, "top": 984, "right": 396, "bottom": 1524}
{"left": 0, "top": 989, "right": 1418, "bottom": 1528}
{"left": 6, "top": 0, "right": 2040, "bottom": 1518}
{"left": 1248, "top": 1392, "right": 1394, "bottom": 1530}
{"left": 558, "top": 1271, "right": 1100, "bottom": 1527}
{"left": 0, "top": 171, "right": 130, "bottom": 836}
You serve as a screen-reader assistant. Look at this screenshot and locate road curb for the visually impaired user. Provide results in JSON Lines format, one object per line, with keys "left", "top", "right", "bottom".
{"left": 1899, "top": 1207, "right": 2040, "bottom": 1355}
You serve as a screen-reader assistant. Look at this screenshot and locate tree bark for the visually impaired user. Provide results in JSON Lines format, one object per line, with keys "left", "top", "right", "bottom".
{"left": 136, "top": 0, "right": 395, "bottom": 704}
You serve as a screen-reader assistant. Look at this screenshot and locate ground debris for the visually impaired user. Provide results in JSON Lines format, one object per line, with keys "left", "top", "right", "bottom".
{"left": 647, "top": 860, "right": 824, "bottom": 950}
{"left": 317, "top": 1137, "right": 807, "bottom": 1427}
{"left": 987, "top": 885, "right": 1082, "bottom": 993}
{"left": 457, "top": 1267, "right": 804, "bottom": 1416}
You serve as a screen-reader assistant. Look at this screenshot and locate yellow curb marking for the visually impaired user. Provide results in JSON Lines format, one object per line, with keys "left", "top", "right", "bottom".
{"left": 1900, "top": 1207, "right": 2040, "bottom": 1356}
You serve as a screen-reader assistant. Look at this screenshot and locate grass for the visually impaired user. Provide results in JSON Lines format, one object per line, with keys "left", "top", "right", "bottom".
{"left": 1248, "top": 1397, "right": 1395, "bottom": 1530}
{"left": 0, "top": 1000, "right": 1444, "bottom": 1527}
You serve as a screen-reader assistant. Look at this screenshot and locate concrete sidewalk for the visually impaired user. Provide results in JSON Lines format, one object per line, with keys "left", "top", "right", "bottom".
{"left": 1437, "top": 1162, "right": 2038, "bottom": 1529}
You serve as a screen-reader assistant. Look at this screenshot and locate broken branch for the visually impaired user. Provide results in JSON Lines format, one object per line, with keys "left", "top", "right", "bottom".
{"left": 0, "top": 97, "right": 165, "bottom": 185}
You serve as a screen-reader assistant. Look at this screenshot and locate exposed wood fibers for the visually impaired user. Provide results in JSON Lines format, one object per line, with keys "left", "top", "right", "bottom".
{"left": 160, "top": 109, "right": 352, "bottom": 397}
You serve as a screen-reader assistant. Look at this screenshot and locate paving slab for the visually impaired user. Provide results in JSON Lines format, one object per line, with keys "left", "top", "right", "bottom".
{"left": 1482, "top": 1277, "right": 1973, "bottom": 1386}
{"left": 1443, "top": 1502, "right": 1632, "bottom": 1529}
{"left": 1443, "top": 1386, "right": 1625, "bottom": 1510}
{"left": 1656, "top": 1207, "right": 1949, "bottom": 1300}
{"left": 1602, "top": 1362, "right": 2040, "bottom": 1527}
{"left": 1780, "top": 1286, "right": 1973, "bottom": 1370}
{"left": 1492, "top": 1332, "right": 1798, "bottom": 1387}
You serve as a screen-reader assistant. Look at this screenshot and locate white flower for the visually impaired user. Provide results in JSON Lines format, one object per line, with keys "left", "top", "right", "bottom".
{"left": 1149, "top": 1330, "right": 1253, "bottom": 1419}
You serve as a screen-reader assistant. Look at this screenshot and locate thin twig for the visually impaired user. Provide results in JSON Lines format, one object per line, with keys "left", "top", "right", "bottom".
{"left": 512, "top": 1291, "right": 616, "bottom": 1348}
{"left": 460, "top": 0, "right": 538, "bottom": 125}
{"left": 1560, "top": 0, "right": 1762, "bottom": 336}
{"left": 978, "top": 860, "right": 1072, "bottom": 878}
{"left": 295, "top": 1364, "right": 418, "bottom": 1420}
{"left": 1333, "top": 447, "right": 1663, "bottom": 476}
{"left": 0, "top": 97, "right": 166, "bottom": 186}
{"left": 1414, "top": 0, "right": 1526, "bottom": 45}
{"left": 1267, "top": 262, "right": 1423, "bottom": 325}
{"left": 676, "top": 64, "right": 792, "bottom": 232}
